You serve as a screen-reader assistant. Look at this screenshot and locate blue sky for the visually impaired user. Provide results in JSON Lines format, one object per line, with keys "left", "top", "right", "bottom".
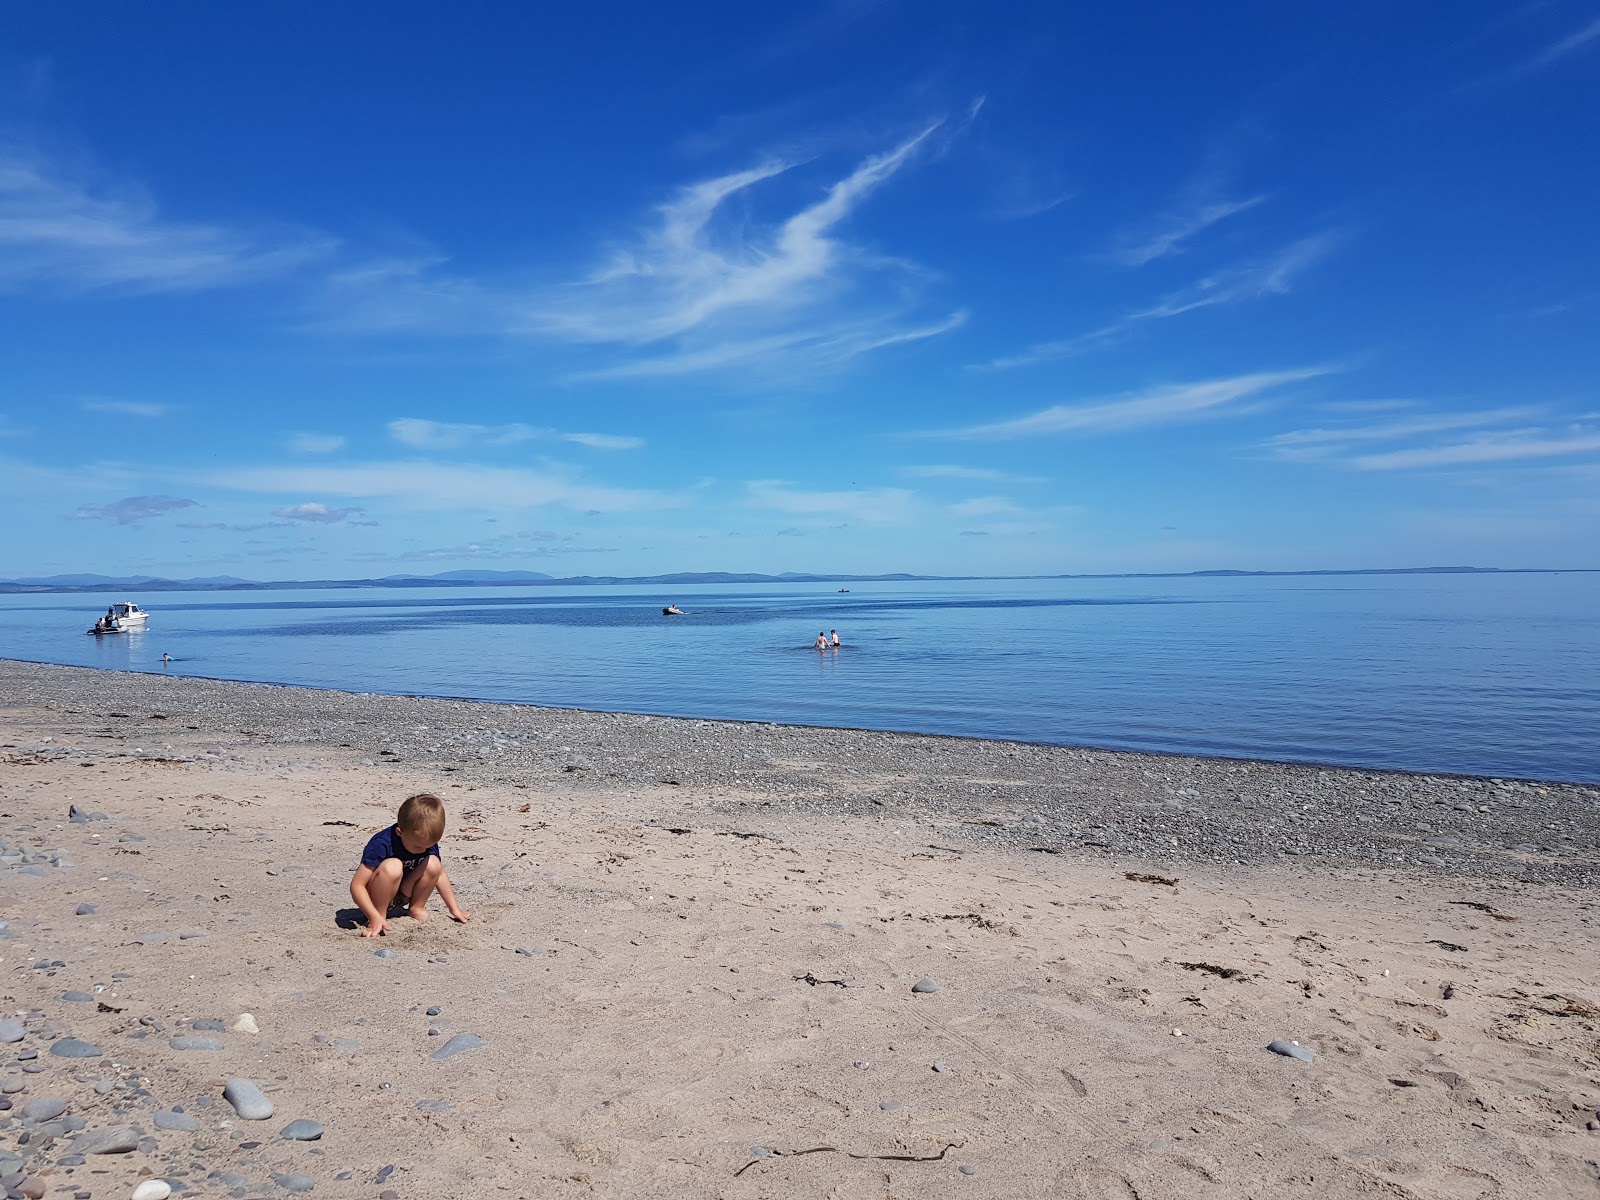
{"left": 2, "top": 1, "right": 1596, "bottom": 579}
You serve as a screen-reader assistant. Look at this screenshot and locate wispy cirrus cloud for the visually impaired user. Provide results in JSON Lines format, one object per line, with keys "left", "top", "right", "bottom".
{"left": 289, "top": 432, "right": 346, "bottom": 455}
{"left": 80, "top": 398, "right": 169, "bottom": 418}
{"left": 561, "top": 432, "right": 644, "bottom": 451}
{"left": 976, "top": 235, "right": 1334, "bottom": 371}
{"left": 320, "top": 126, "right": 965, "bottom": 380}
{"left": 272, "top": 502, "right": 367, "bottom": 524}
{"left": 1107, "top": 186, "right": 1268, "bottom": 268}
{"left": 744, "top": 480, "right": 916, "bottom": 525}
{"left": 388, "top": 418, "right": 542, "bottom": 450}
{"left": 1351, "top": 429, "right": 1600, "bottom": 471}
{"left": 0, "top": 150, "right": 331, "bottom": 294}
{"left": 1518, "top": 14, "right": 1600, "bottom": 74}
{"left": 194, "top": 460, "right": 670, "bottom": 515}
{"left": 386, "top": 419, "right": 644, "bottom": 453}
{"left": 924, "top": 368, "right": 1330, "bottom": 441}
{"left": 68, "top": 494, "right": 196, "bottom": 524}
{"left": 948, "top": 496, "right": 1027, "bottom": 519}
{"left": 1260, "top": 400, "right": 1600, "bottom": 472}
{"left": 900, "top": 464, "right": 1049, "bottom": 484}
{"left": 1259, "top": 407, "right": 1535, "bottom": 462}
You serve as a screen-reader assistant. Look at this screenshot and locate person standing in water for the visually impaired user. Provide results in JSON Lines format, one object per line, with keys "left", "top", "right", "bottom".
{"left": 815, "top": 631, "right": 828, "bottom": 651}
{"left": 830, "top": 629, "right": 840, "bottom": 648}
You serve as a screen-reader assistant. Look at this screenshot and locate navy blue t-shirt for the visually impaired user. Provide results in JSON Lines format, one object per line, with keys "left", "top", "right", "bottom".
{"left": 360, "top": 825, "right": 441, "bottom": 874}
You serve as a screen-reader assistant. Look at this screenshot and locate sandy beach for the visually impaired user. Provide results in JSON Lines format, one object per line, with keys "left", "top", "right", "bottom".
{"left": 2, "top": 659, "right": 1598, "bottom": 1199}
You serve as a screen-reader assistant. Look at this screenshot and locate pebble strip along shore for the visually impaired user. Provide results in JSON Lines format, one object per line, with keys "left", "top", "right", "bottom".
{"left": 3, "top": 659, "right": 1596, "bottom": 885}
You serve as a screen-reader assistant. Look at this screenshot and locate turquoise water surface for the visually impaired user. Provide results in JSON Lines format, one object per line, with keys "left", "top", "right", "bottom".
{"left": 3, "top": 573, "right": 1597, "bottom": 783}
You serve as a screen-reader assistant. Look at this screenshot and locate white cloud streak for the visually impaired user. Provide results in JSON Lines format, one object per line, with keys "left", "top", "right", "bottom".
{"left": 744, "top": 480, "right": 916, "bottom": 525}
{"left": 194, "top": 461, "right": 670, "bottom": 514}
{"left": 80, "top": 399, "right": 169, "bottom": 418}
{"left": 289, "top": 432, "right": 347, "bottom": 455}
{"left": 1108, "top": 191, "right": 1268, "bottom": 268}
{"left": 1522, "top": 15, "right": 1600, "bottom": 73}
{"left": 319, "top": 127, "right": 964, "bottom": 380}
{"left": 68, "top": 494, "right": 196, "bottom": 524}
{"left": 561, "top": 432, "right": 644, "bottom": 451}
{"left": 976, "top": 236, "right": 1334, "bottom": 371}
{"left": 1351, "top": 430, "right": 1600, "bottom": 471}
{"left": 0, "top": 152, "right": 330, "bottom": 293}
{"left": 388, "top": 419, "right": 542, "bottom": 450}
{"left": 901, "top": 464, "right": 1048, "bottom": 483}
{"left": 272, "top": 502, "right": 366, "bottom": 523}
{"left": 1261, "top": 407, "right": 1535, "bottom": 461}
{"left": 924, "top": 368, "right": 1330, "bottom": 441}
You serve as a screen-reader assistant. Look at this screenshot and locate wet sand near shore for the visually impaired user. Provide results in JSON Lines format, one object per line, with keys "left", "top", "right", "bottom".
{"left": 2, "top": 660, "right": 1599, "bottom": 1199}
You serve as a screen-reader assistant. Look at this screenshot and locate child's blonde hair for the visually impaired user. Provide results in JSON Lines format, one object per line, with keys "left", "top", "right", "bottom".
{"left": 397, "top": 792, "right": 446, "bottom": 843}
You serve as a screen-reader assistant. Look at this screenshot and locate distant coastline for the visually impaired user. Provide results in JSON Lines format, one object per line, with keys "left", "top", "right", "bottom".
{"left": 0, "top": 564, "right": 1592, "bottom": 594}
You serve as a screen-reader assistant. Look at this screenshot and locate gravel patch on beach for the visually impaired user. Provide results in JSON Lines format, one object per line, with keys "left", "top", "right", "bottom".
{"left": 3, "top": 658, "right": 1596, "bottom": 886}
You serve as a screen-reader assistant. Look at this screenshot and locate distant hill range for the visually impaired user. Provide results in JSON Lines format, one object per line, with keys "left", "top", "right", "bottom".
{"left": 0, "top": 565, "right": 1587, "bottom": 594}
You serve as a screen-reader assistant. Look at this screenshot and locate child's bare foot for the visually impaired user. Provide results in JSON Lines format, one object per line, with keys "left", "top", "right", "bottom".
{"left": 408, "top": 905, "right": 430, "bottom": 923}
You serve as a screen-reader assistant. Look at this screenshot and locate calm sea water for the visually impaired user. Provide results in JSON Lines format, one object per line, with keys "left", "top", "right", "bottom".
{"left": 3, "top": 574, "right": 1597, "bottom": 783}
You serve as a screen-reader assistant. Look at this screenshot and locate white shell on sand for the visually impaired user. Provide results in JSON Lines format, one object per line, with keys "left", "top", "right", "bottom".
{"left": 231, "top": 1013, "right": 260, "bottom": 1034}
{"left": 132, "top": 1182, "right": 173, "bottom": 1200}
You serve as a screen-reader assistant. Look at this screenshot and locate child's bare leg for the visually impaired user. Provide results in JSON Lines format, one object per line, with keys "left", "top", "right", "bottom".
{"left": 364, "top": 859, "right": 405, "bottom": 923}
{"left": 405, "top": 858, "right": 443, "bottom": 921}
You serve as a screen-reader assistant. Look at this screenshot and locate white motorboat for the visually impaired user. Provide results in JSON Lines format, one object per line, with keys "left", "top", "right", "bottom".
{"left": 88, "top": 601, "right": 150, "bottom": 635}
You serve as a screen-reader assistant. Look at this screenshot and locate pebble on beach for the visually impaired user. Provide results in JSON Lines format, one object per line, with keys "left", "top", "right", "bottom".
{"left": 911, "top": 977, "right": 940, "bottom": 994}
{"left": 231, "top": 1012, "right": 260, "bottom": 1034}
{"left": 0, "top": 1018, "right": 24, "bottom": 1043}
{"left": 169, "top": 1035, "right": 224, "bottom": 1051}
{"left": 1267, "top": 1039, "right": 1317, "bottom": 1062}
{"left": 20, "top": 1096, "right": 67, "bottom": 1121}
{"left": 49, "top": 1037, "right": 102, "bottom": 1058}
{"left": 132, "top": 1182, "right": 174, "bottom": 1200}
{"left": 431, "top": 1031, "right": 484, "bottom": 1060}
{"left": 153, "top": 1110, "right": 201, "bottom": 1131}
{"left": 223, "top": 1077, "right": 274, "bottom": 1120}
{"left": 76, "top": 1126, "right": 139, "bottom": 1154}
{"left": 280, "top": 1118, "right": 325, "bottom": 1141}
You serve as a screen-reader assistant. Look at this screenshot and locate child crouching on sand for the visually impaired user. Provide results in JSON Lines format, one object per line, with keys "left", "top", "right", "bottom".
{"left": 350, "top": 792, "right": 471, "bottom": 937}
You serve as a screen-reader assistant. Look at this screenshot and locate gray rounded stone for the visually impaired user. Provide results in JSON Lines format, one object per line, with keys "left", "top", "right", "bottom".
{"left": 75, "top": 903, "right": 96, "bottom": 916}
{"left": 21, "top": 1097, "right": 67, "bottom": 1122}
{"left": 223, "top": 1077, "right": 274, "bottom": 1120}
{"left": 154, "top": 1110, "right": 201, "bottom": 1131}
{"left": 49, "top": 1037, "right": 102, "bottom": 1058}
{"left": 62, "top": 991, "right": 96, "bottom": 1003}
{"left": 77, "top": 1126, "right": 139, "bottom": 1154}
{"left": 0, "top": 1019, "right": 23, "bottom": 1043}
{"left": 911, "top": 977, "right": 940, "bottom": 994}
{"left": 1267, "top": 1039, "right": 1317, "bottom": 1062}
{"left": 280, "top": 1119, "right": 324, "bottom": 1141}
{"left": 273, "top": 1172, "right": 317, "bottom": 1192}
{"left": 191, "top": 1018, "right": 226, "bottom": 1032}
{"left": 430, "top": 1032, "right": 484, "bottom": 1060}
{"left": 169, "top": 1036, "right": 224, "bottom": 1051}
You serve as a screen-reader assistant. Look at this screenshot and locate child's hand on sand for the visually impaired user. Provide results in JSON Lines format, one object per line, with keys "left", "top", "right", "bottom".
{"left": 360, "top": 917, "right": 386, "bottom": 938}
